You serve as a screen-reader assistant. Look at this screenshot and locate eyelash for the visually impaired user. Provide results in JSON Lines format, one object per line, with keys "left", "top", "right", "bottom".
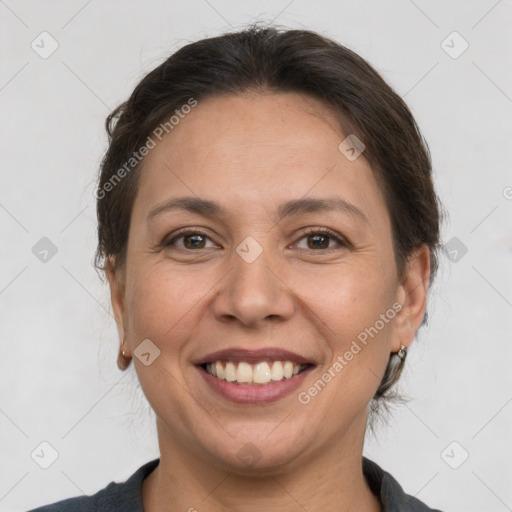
{"left": 162, "top": 227, "right": 349, "bottom": 251}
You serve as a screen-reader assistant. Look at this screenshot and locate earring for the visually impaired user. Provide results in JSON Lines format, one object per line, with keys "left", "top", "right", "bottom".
{"left": 117, "top": 338, "right": 131, "bottom": 371}
{"left": 397, "top": 344, "right": 407, "bottom": 362}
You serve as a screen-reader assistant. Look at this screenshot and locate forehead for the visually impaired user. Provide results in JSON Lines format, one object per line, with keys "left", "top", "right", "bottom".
{"left": 132, "top": 91, "right": 387, "bottom": 222}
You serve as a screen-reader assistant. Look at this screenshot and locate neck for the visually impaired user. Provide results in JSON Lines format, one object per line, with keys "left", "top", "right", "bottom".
{"left": 142, "top": 415, "right": 381, "bottom": 512}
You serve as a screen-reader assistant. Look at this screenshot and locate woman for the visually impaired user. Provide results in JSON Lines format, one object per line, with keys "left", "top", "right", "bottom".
{"left": 30, "top": 25, "right": 444, "bottom": 511}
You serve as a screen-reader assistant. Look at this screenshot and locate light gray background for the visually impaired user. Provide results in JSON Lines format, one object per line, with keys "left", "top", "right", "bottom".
{"left": 1, "top": 1, "right": 511, "bottom": 511}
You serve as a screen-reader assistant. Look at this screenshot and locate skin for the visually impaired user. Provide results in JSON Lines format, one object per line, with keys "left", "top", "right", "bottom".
{"left": 106, "top": 91, "right": 430, "bottom": 511}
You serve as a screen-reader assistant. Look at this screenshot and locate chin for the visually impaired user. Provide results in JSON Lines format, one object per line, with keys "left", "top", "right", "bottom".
{"left": 199, "top": 425, "right": 311, "bottom": 475}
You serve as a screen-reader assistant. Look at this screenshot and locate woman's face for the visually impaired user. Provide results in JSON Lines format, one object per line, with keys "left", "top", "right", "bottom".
{"left": 108, "top": 91, "right": 429, "bottom": 472}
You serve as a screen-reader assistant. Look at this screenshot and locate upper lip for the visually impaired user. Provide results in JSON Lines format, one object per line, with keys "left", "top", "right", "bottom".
{"left": 192, "top": 348, "right": 315, "bottom": 365}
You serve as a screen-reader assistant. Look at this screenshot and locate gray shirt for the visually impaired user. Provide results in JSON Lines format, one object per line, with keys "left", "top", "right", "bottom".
{"left": 28, "top": 457, "right": 444, "bottom": 511}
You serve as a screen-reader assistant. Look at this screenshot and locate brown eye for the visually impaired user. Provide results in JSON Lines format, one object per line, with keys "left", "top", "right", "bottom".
{"left": 307, "top": 233, "right": 330, "bottom": 249}
{"left": 164, "top": 230, "right": 216, "bottom": 250}
{"left": 295, "top": 228, "right": 348, "bottom": 251}
{"left": 182, "top": 233, "right": 207, "bottom": 249}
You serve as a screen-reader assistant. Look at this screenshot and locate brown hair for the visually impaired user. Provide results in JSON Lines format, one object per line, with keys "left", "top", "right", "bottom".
{"left": 95, "top": 25, "right": 442, "bottom": 415}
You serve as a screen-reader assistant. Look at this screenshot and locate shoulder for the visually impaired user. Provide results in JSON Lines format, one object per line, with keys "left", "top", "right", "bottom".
{"left": 26, "top": 459, "right": 160, "bottom": 512}
{"left": 27, "top": 493, "right": 98, "bottom": 512}
{"left": 363, "top": 457, "right": 445, "bottom": 512}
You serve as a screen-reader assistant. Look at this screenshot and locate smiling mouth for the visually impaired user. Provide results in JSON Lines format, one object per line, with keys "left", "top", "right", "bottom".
{"left": 199, "top": 360, "right": 313, "bottom": 385}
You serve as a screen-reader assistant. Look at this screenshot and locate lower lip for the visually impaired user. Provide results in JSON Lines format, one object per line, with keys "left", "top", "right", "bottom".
{"left": 197, "top": 365, "right": 315, "bottom": 404}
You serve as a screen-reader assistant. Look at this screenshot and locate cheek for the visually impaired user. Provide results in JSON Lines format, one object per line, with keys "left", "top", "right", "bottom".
{"left": 124, "top": 264, "right": 208, "bottom": 350}
{"left": 291, "top": 262, "right": 398, "bottom": 433}
{"left": 302, "top": 260, "right": 395, "bottom": 333}
{"left": 298, "top": 260, "right": 397, "bottom": 384}
{"left": 123, "top": 265, "right": 212, "bottom": 416}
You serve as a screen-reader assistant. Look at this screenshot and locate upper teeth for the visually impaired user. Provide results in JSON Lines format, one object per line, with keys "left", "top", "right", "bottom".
{"left": 205, "top": 361, "right": 306, "bottom": 384}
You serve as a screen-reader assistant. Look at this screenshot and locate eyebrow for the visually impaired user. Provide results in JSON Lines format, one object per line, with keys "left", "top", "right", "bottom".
{"left": 146, "top": 196, "right": 368, "bottom": 224}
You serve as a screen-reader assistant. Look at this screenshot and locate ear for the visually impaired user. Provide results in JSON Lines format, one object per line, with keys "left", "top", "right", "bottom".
{"left": 105, "top": 255, "right": 128, "bottom": 352}
{"left": 392, "top": 245, "right": 431, "bottom": 352}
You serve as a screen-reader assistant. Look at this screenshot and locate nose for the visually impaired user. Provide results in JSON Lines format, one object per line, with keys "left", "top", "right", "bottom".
{"left": 212, "top": 246, "right": 295, "bottom": 328}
